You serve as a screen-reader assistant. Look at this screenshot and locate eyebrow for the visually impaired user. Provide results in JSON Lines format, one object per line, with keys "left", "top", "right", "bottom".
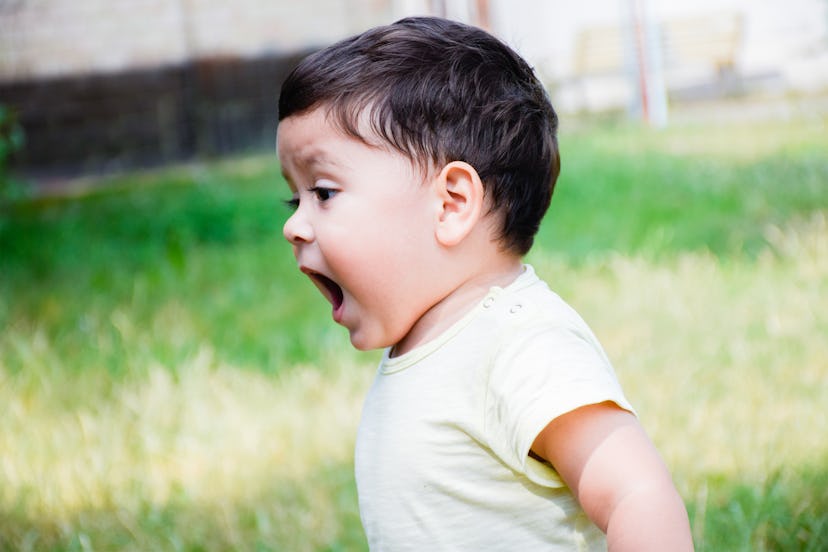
{"left": 302, "top": 150, "right": 342, "bottom": 170}
{"left": 279, "top": 150, "right": 322, "bottom": 188}
{"left": 283, "top": 148, "right": 346, "bottom": 182}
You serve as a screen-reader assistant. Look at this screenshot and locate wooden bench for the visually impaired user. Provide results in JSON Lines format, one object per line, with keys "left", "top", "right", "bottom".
{"left": 660, "top": 12, "right": 744, "bottom": 77}
{"left": 573, "top": 12, "right": 744, "bottom": 82}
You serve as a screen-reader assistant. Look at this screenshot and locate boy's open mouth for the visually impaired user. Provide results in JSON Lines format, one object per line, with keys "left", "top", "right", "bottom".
{"left": 302, "top": 268, "right": 344, "bottom": 311}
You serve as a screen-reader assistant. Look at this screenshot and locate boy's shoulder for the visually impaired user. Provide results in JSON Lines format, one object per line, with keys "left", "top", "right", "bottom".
{"left": 478, "top": 266, "right": 612, "bottom": 375}
{"left": 485, "top": 265, "right": 584, "bottom": 334}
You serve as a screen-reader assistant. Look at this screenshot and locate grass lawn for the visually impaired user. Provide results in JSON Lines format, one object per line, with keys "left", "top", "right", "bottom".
{"left": 1, "top": 114, "right": 827, "bottom": 551}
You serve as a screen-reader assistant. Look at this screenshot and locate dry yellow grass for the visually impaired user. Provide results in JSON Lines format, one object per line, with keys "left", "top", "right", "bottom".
{"left": 582, "top": 115, "right": 828, "bottom": 162}
{"left": 531, "top": 212, "right": 828, "bottom": 488}
{"left": 1, "top": 349, "right": 374, "bottom": 550}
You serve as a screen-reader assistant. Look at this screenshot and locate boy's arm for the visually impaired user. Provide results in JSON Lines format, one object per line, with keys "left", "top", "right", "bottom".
{"left": 531, "top": 402, "right": 694, "bottom": 551}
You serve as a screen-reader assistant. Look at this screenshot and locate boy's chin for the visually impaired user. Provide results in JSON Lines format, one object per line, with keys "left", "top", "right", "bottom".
{"left": 347, "top": 328, "right": 394, "bottom": 352}
{"left": 349, "top": 336, "right": 383, "bottom": 352}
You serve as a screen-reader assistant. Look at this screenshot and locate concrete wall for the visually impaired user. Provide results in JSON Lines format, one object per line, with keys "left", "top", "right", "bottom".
{"left": 1, "top": 0, "right": 826, "bottom": 177}
{"left": 0, "top": 0, "right": 392, "bottom": 82}
{"left": 0, "top": 0, "right": 393, "bottom": 176}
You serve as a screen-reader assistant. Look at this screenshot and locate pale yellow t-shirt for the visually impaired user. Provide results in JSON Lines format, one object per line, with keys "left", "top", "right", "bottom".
{"left": 355, "top": 265, "right": 634, "bottom": 551}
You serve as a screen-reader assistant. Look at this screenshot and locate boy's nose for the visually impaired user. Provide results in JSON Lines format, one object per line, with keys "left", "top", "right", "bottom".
{"left": 283, "top": 210, "right": 314, "bottom": 244}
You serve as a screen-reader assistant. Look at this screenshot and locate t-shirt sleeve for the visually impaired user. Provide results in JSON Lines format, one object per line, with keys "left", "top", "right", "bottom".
{"left": 483, "top": 319, "right": 634, "bottom": 489}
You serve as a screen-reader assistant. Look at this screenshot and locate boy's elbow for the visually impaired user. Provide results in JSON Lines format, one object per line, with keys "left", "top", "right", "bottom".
{"left": 603, "top": 482, "right": 693, "bottom": 551}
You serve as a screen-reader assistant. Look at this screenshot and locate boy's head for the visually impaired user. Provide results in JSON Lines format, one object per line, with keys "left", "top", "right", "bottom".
{"left": 279, "top": 16, "right": 560, "bottom": 256}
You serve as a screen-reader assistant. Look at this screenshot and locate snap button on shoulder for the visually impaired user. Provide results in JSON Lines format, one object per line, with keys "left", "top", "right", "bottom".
{"left": 509, "top": 303, "right": 523, "bottom": 314}
{"left": 482, "top": 297, "right": 495, "bottom": 308}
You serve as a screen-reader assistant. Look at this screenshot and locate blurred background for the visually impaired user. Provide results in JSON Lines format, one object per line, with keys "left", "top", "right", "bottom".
{"left": 1, "top": 1, "right": 827, "bottom": 551}
{"left": 1, "top": 0, "right": 827, "bottom": 182}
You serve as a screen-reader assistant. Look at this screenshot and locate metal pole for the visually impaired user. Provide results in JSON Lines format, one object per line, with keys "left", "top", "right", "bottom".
{"left": 629, "top": 0, "right": 668, "bottom": 127}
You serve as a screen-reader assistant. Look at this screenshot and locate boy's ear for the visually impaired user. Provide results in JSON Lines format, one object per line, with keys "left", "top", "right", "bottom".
{"left": 433, "top": 161, "right": 485, "bottom": 247}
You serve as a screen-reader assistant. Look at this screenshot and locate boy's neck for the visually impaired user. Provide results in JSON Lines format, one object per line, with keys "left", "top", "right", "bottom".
{"left": 390, "top": 255, "right": 524, "bottom": 357}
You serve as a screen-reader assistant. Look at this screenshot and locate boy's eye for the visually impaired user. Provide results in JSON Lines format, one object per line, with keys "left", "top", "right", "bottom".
{"left": 311, "top": 186, "right": 337, "bottom": 202}
{"left": 284, "top": 196, "right": 300, "bottom": 211}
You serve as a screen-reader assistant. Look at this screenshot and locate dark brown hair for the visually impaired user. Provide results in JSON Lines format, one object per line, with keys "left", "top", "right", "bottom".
{"left": 278, "top": 16, "right": 560, "bottom": 255}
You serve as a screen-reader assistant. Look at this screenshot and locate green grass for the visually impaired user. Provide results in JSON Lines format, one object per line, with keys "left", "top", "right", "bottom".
{"left": 1, "top": 159, "right": 344, "bottom": 374}
{"left": 1, "top": 114, "right": 827, "bottom": 550}
{"left": 540, "top": 116, "right": 828, "bottom": 258}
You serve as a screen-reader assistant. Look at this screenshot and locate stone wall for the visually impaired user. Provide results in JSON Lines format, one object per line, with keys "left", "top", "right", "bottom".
{"left": 1, "top": 53, "right": 310, "bottom": 177}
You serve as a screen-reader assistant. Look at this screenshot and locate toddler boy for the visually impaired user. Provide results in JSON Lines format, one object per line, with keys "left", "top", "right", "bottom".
{"left": 277, "top": 16, "right": 693, "bottom": 551}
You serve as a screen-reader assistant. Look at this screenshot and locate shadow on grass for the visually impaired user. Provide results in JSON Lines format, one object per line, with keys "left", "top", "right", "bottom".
{"left": 689, "top": 463, "right": 828, "bottom": 551}
{"left": 0, "top": 463, "right": 367, "bottom": 552}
